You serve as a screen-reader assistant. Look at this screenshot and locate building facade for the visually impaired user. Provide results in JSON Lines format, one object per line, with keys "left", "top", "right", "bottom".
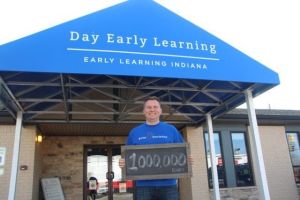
{"left": 0, "top": 109, "right": 299, "bottom": 200}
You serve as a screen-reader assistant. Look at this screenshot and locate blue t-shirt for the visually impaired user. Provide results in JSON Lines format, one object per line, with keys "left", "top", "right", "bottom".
{"left": 126, "top": 122, "right": 184, "bottom": 187}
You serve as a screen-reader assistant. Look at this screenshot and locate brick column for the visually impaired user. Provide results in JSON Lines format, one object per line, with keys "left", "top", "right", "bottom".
{"left": 0, "top": 125, "right": 37, "bottom": 200}
{"left": 16, "top": 126, "right": 37, "bottom": 200}
{"left": 180, "top": 126, "right": 210, "bottom": 200}
{"left": 251, "top": 126, "right": 298, "bottom": 200}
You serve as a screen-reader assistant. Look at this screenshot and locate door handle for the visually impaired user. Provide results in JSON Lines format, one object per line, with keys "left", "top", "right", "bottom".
{"left": 106, "top": 171, "right": 114, "bottom": 180}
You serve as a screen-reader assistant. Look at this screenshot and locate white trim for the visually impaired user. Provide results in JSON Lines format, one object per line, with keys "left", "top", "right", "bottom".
{"left": 67, "top": 47, "right": 220, "bottom": 61}
{"left": 8, "top": 111, "right": 23, "bottom": 200}
{"left": 206, "top": 113, "right": 221, "bottom": 200}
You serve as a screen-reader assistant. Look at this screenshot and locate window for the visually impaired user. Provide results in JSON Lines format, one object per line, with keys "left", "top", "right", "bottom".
{"left": 204, "top": 133, "right": 226, "bottom": 188}
{"left": 231, "top": 133, "right": 254, "bottom": 186}
{"left": 287, "top": 132, "right": 300, "bottom": 183}
{"left": 204, "top": 130, "right": 254, "bottom": 188}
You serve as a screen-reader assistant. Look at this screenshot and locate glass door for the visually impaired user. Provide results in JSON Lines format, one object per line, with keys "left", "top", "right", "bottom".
{"left": 84, "top": 145, "right": 134, "bottom": 200}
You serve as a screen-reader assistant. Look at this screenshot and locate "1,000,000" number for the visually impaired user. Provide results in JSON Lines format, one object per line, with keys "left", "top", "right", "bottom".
{"left": 128, "top": 153, "right": 187, "bottom": 171}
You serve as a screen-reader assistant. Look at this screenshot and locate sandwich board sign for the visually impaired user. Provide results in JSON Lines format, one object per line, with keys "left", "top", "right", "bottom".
{"left": 41, "top": 177, "right": 65, "bottom": 200}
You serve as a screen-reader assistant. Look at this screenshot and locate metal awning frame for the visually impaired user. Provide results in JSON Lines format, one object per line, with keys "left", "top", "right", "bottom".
{"left": 0, "top": 72, "right": 260, "bottom": 125}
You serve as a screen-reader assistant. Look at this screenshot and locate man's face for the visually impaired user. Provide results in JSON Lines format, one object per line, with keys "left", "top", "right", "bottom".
{"left": 143, "top": 99, "right": 162, "bottom": 123}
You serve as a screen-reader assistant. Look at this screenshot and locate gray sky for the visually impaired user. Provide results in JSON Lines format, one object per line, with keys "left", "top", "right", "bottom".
{"left": 1, "top": 0, "right": 299, "bottom": 110}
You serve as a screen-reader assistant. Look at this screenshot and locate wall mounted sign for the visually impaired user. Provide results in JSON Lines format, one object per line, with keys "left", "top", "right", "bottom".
{"left": 0, "top": 147, "right": 5, "bottom": 176}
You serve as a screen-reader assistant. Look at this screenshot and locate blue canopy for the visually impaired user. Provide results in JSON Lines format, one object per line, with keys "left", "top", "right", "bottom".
{"left": 0, "top": 0, "right": 279, "bottom": 128}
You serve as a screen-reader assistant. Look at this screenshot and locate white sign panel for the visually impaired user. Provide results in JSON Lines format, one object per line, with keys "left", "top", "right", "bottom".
{"left": 119, "top": 182, "right": 127, "bottom": 193}
{"left": 88, "top": 179, "right": 97, "bottom": 190}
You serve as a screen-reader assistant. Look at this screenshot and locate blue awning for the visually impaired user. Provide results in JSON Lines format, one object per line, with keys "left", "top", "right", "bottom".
{"left": 0, "top": 0, "right": 279, "bottom": 84}
{"left": 0, "top": 0, "right": 279, "bottom": 127}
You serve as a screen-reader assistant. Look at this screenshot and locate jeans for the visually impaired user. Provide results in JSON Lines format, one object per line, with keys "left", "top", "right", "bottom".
{"left": 135, "top": 185, "right": 179, "bottom": 200}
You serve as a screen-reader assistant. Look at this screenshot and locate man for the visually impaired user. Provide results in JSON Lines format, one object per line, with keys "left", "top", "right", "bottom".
{"left": 120, "top": 96, "right": 191, "bottom": 200}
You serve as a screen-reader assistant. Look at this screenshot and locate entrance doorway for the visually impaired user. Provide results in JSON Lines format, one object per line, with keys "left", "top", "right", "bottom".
{"left": 84, "top": 145, "right": 134, "bottom": 200}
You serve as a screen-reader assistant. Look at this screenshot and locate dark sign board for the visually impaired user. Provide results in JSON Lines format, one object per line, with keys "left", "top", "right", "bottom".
{"left": 121, "top": 143, "right": 192, "bottom": 180}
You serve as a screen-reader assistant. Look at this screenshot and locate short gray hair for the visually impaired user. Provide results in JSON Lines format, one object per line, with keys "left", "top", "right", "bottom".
{"left": 143, "top": 96, "right": 161, "bottom": 107}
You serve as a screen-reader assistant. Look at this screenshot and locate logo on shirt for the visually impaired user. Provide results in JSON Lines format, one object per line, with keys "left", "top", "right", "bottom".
{"left": 138, "top": 136, "right": 147, "bottom": 140}
{"left": 138, "top": 135, "right": 168, "bottom": 140}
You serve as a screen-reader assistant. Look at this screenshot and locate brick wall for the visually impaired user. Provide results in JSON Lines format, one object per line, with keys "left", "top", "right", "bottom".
{"left": 181, "top": 126, "right": 210, "bottom": 200}
{"left": 215, "top": 187, "right": 258, "bottom": 200}
{"left": 256, "top": 126, "right": 298, "bottom": 200}
{"left": 0, "top": 125, "right": 37, "bottom": 200}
